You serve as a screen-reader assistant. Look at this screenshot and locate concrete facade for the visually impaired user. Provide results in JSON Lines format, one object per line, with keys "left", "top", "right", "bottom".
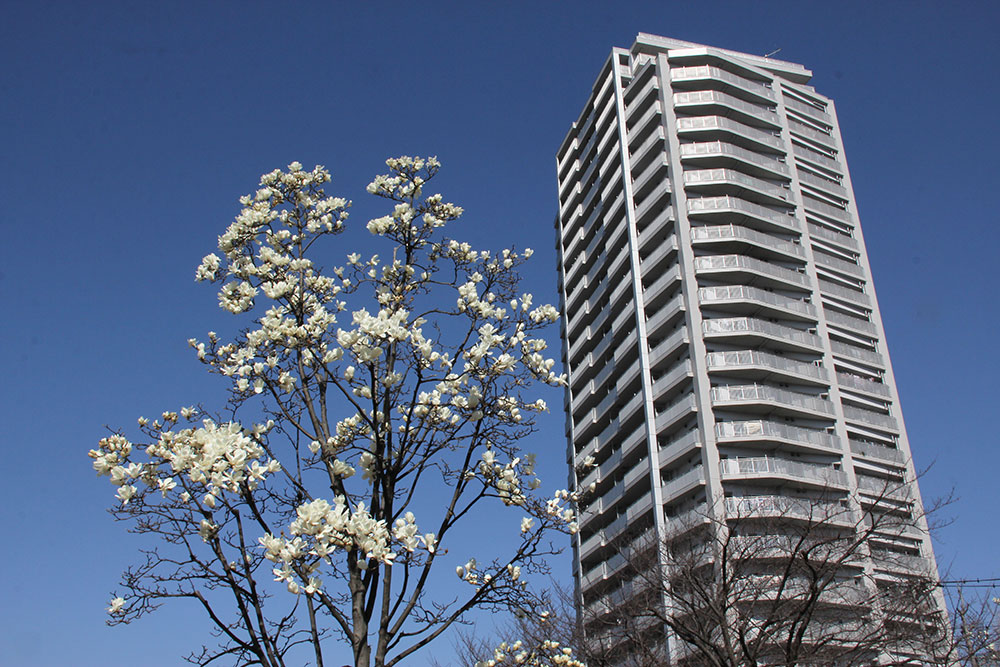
{"left": 555, "top": 34, "right": 942, "bottom": 661}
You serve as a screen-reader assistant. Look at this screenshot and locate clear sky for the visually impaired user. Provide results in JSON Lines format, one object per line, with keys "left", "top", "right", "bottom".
{"left": 2, "top": 1, "right": 998, "bottom": 664}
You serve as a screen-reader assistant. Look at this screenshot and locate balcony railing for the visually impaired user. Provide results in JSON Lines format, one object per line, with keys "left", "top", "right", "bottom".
{"left": 673, "top": 90, "right": 780, "bottom": 128}
{"left": 670, "top": 65, "right": 776, "bottom": 103}
{"left": 711, "top": 383, "right": 835, "bottom": 415}
{"left": 698, "top": 284, "right": 816, "bottom": 320}
{"left": 849, "top": 439, "right": 905, "bottom": 464}
{"left": 680, "top": 141, "right": 791, "bottom": 179}
{"left": 837, "top": 372, "right": 892, "bottom": 398}
{"left": 719, "top": 456, "right": 847, "bottom": 486}
{"left": 784, "top": 95, "right": 833, "bottom": 124}
{"left": 808, "top": 222, "right": 858, "bottom": 250}
{"left": 706, "top": 349, "right": 828, "bottom": 382}
{"left": 818, "top": 279, "right": 871, "bottom": 307}
{"left": 690, "top": 223, "right": 804, "bottom": 259}
{"left": 842, "top": 405, "right": 899, "bottom": 431}
{"left": 684, "top": 169, "right": 792, "bottom": 206}
{"left": 797, "top": 168, "right": 848, "bottom": 198}
{"left": 676, "top": 115, "right": 784, "bottom": 151}
{"left": 686, "top": 194, "right": 797, "bottom": 232}
{"left": 830, "top": 341, "right": 884, "bottom": 367}
{"left": 694, "top": 253, "right": 809, "bottom": 288}
{"left": 824, "top": 308, "right": 878, "bottom": 335}
{"left": 702, "top": 316, "right": 821, "bottom": 350}
{"left": 814, "top": 251, "right": 865, "bottom": 278}
{"left": 716, "top": 419, "right": 840, "bottom": 450}
{"left": 793, "top": 143, "right": 842, "bottom": 174}
{"left": 724, "top": 495, "right": 849, "bottom": 523}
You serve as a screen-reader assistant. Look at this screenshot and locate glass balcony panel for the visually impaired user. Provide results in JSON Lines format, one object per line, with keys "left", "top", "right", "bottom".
{"left": 837, "top": 371, "right": 891, "bottom": 398}
{"left": 702, "top": 316, "right": 821, "bottom": 350}
{"left": 797, "top": 168, "right": 848, "bottom": 198}
{"left": 673, "top": 90, "right": 780, "bottom": 128}
{"left": 690, "top": 223, "right": 804, "bottom": 259}
{"left": 818, "top": 279, "right": 871, "bottom": 307}
{"left": 784, "top": 95, "right": 833, "bottom": 123}
{"left": 850, "top": 440, "right": 905, "bottom": 464}
{"left": 698, "top": 284, "right": 816, "bottom": 320}
{"left": 842, "top": 405, "right": 899, "bottom": 431}
{"left": 824, "top": 308, "right": 878, "bottom": 335}
{"left": 676, "top": 115, "right": 784, "bottom": 151}
{"left": 719, "top": 456, "right": 847, "bottom": 486}
{"left": 694, "top": 254, "right": 809, "bottom": 289}
{"left": 808, "top": 222, "right": 858, "bottom": 250}
{"left": 706, "top": 349, "right": 827, "bottom": 382}
{"left": 711, "top": 383, "right": 834, "bottom": 415}
{"left": 684, "top": 169, "right": 792, "bottom": 206}
{"left": 814, "top": 251, "right": 864, "bottom": 278}
{"left": 686, "top": 194, "right": 798, "bottom": 233}
{"left": 803, "top": 193, "right": 853, "bottom": 223}
{"left": 793, "top": 143, "right": 842, "bottom": 173}
{"left": 830, "top": 341, "right": 884, "bottom": 367}
{"left": 715, "top": 418, "right": 840, "bottom": 450}
{"left": 680, "top": 141, "right": 791, "bottom": 179}
{"left": 670, "top": 65, "right": 776, "bottom": 103}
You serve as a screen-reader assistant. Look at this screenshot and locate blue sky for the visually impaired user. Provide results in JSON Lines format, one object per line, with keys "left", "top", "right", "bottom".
{"left": 2, "top": 1, "right": 998, "bottom": 664}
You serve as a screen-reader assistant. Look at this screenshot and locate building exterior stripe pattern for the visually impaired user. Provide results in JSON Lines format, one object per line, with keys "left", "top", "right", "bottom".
{"left": 555, "top": 34, "right": 942, "bottom": 660}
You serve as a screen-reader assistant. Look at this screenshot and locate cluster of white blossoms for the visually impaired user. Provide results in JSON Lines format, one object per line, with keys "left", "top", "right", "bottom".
{"left": 474, "top": 639, "right": 586, "bottom": 667}
{"left": 478, "top": 449, "right": 542, "bottom": 506}
{"left": 259, "top": 498, "right": 438, "bottom": 594}
{"left": 89, "top": 420, "right": 281, "bottom": 514}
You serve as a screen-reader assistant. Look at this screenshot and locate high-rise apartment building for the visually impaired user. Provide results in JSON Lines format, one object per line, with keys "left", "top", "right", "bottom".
{"left": 556, "top": 34, "right": 942, "bottom": 662}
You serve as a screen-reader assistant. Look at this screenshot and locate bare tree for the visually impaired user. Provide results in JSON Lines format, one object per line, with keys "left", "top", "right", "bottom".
{"left": 89, "top": 157, "right": 585, "bottom": 667}
{"left": 574, "top": 476, "right": 952, "bottom": 666}
{"left": 946, "top": 584, "right": 1000, "bottom": 666}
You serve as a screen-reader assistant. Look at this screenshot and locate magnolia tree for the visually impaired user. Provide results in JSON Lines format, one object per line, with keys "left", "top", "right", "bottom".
{"left": 90, "top": 157, "right": 587, "bottom": 667}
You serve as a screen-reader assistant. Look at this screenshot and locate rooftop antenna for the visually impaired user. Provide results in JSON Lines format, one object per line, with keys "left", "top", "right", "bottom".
{"left": 764, "top": 48, "right": 782, "bottom": 58}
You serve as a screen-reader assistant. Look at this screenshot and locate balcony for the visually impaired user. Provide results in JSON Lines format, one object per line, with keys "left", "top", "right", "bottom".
{"left": 659, "top": 429, "right": 702, "bottom": 468}
{"left": 830, "top": 341, "right": 884, "bottom": 367}
{"left": 818, "top": 279, "right": 871, "bottom": 307}
{"left": 686, "top": 194, "right": 798, "bottom": 233}
{"left": 719, "top": 456, "right": 847, "bottom": 487}
{"left": 645, "top": 292, "right": 686, "bottom": 336}
{"left": 814, "top": 251, "right": 865, "bottom": 279}
{"left": 680, "top": 141, "right": 791, "bottom": 180}
{"left": 784, "top": 95, "right": 833, "bottom": 124}
{"left": 724, "top": 495, "right": 850, "bottom": 523}
{"left": 837, "top": 371, "right": 892, "bottom": 398}
{"left": 684, "top": 169, "right": 792, "bottom": 207}
{"left": 793, "top": 143, "right": 842, "bottom": 174}
{"left": 702, "top": 316, "right": 822, "bottom": 352}
{"left": 673, "top": 90, "right": 780, "bottom": 129}
{"left": 698, "top": 284, "right": 816, "bottom": 322}
{"left": 824, "top": 308, "right": 877, "bottom": 335}
{"left": 798, "top": 168, "right": 848, "bottom": 198}
{"left": 661, "top": 465, "right": 706, "bottom": 500}
{"left": 803, "top": 193, "right": 853, "bottom": 224}
{"left": 711, "top": 383, "right": 835, "bottom": 417}
{"left": 849, "top": 439, "right": 905, "bottom": 465}
{"left": 808, "top": 222, "right": 858, "bottom": 250}
{"left": 716, "top": 419, "right": 840, "bottom": 451}
{"left": 690, "top": 223, "right": 804, "bottom": 261}
{"left": 842, "top": 405, "right": 899, "bottom": 432}
{"left": 652, "top": 359, "right": 695, "bottom": 396}
{"left": 676, "top": 115, "right": 784, "bottom": 153}
{"left": 694, "top": 253, "right": 809, "bottom": 290}
{"left": 706, "top": 349, "right": 827, "bottom": 385}
{"left": 670, "top": 65, "right": 776, "bottom": 104}
{"left": 648, "top": 326, "right": 690, "bottom": 370}
{"left": 788, "top": 118, "right": 838, "bottom": 151}
{"left": 655, "top": 393, "right": 698, "bottom": 434}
